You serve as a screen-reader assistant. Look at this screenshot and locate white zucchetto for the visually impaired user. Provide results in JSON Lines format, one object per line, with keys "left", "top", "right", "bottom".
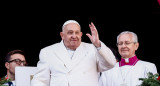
{"left": 62, "top": 20, "right": 80, "bottom": 30}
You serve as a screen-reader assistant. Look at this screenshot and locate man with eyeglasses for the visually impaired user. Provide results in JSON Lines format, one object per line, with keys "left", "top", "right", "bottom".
{"left": 3, "top": 50, "right": 27, "bottom": 86}
{"left": 99, "top": 31, "right": 158, "bottom": 86}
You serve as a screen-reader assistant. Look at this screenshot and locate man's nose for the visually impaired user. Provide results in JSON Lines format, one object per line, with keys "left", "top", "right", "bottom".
{"left": 71, "top": 33, "right": 76, "bottom": 38}
{"left": 121, "top": 43, "right": 127, "bottom": 47}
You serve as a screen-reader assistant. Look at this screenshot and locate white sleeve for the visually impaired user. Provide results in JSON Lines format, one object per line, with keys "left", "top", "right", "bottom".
{"left": 97, "top": 41, "right": 116, "bottom": 72}
{"left": 31, "top": 49, "right": 51, "bottom": 86}
{"left": 146, "top": 63, "right": 158, "bottom": 75}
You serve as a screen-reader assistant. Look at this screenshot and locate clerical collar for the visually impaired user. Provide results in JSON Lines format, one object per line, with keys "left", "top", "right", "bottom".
{"left": 119, "top": 55, "right": 139, "bottom": 67}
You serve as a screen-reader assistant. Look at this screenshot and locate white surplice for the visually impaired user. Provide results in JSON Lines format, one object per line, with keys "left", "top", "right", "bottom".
{"left": 99, "top": 60, "right": 158, "bottom": 86}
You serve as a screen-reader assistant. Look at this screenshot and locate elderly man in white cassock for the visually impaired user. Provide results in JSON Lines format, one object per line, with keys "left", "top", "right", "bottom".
{"left": 99, "top": 31, "right": 158, "bottom": 86}
{"left": 31, "top": 20, "right": 116, "bottom": 86}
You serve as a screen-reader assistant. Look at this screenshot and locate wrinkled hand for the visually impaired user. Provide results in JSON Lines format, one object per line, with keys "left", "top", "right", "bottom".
{"left": 86, "top": 22, "right": 101, "bottom": 48}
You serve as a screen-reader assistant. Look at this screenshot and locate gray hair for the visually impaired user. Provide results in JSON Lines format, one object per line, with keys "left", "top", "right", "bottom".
{"left": 62, "top": 20, "right": 81, "bottom": 31}
{"left": 117, "top": 31, "right": 138, "bottom": 43}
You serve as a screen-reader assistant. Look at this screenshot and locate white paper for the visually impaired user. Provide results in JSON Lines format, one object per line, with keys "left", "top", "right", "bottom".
{"left": 15, "top": 66, "right": 37, "bottom": 86}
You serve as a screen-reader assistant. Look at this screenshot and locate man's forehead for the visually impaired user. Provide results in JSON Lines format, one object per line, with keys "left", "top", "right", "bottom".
{"left": 118, "top": 34, "right": 133, "bottom": 41}
{"left": 64, "top": 23, "right": 81, "bottom": 31}
{"left": 11, "top": 54, "right": 25, "bottom": 59}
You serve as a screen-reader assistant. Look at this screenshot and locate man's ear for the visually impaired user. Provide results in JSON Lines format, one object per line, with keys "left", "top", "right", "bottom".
{"left": 135, "top": 42, "right": 139, "bottom": 50}
{"left": 5, "top": 62, "right": 9, "bottom": 69}
{"left": 80, "top": 32, "right": 83, "bottom": 37}
{"left": 60, "top": 32, "right": 64, "bottom": 40}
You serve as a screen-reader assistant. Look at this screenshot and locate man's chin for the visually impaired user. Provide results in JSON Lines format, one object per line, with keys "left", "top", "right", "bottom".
{"left": 71, "top": 45, "right": 77, "bottom": 47}
{"left": 121, "top": 54, "right": 129, "bottom": 58}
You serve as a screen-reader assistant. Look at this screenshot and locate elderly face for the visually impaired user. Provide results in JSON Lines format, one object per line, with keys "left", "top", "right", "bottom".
{"left": 60, "top": 23, "right": 82, "bottom": 50}
{"left": 117, "top": 34, "right": 139, "bottom": 58}
{"left": 5, "top": 54, "right": 26, "bottom": 75}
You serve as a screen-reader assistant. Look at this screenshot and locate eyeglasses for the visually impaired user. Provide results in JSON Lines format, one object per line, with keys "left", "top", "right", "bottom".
{"left": 117, "top": 42, "right": 136, "bottom": 46}
{"left": 8, "top": 59, "right": 27, "bottom": 66}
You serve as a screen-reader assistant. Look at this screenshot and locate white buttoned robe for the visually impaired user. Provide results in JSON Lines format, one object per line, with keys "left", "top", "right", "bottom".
{"left": 31, "top": 40, "right": 116, "bottom": 86}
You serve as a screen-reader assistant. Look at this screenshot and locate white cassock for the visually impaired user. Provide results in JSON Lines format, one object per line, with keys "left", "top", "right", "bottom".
{"left": 99, "top": 60, "right": 157, "bottom": 86}
{"left": 31, "top": 40, "right": 116, "bottom": 86}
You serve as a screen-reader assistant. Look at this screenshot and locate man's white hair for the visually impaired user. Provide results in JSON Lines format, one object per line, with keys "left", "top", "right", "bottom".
{"left": 117, "top": 31, "right": 138, "bottom": 43}
{"left": 62, "top": 20, "right": 80, "bottom": 31}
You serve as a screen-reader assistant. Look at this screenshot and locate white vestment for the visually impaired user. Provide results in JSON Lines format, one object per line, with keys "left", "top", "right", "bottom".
{"left": 99, "top": 60, "right": 157, "bottom": 86}
{"left": 31, "top": 40, "right": 116, "bottom": 86}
